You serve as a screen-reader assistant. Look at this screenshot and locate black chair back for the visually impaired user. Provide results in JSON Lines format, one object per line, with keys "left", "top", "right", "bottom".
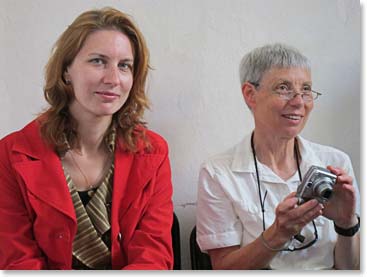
{"left": 189, "top": 226, "right": 212, "bottom": 270}
{"left": 171, "top": 212, "right": 181, "bottom": 270}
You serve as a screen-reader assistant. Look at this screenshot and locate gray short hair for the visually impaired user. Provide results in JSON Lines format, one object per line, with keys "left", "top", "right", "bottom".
{"left": 239, "top": 43, "right": 311, "bottom": 86}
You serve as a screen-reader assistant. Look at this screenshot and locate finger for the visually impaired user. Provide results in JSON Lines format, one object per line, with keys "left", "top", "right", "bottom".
{"left": 327, "top": 165, "right": 346, "bottom": 176}
{"left": 292, "top": 224, "right": 301, "bottom": 234}
{"left": 277, "top": 197, "right": 299, "bottom": 213}
{"left": 283, "top": 191, "right": 297, "bottom": 200}
{"left": 276, "top": 200, "right": 319, "bottom": 229}
{"left": 301, "top": 202, "right": 324, "bottom": 223}
{"left": 287, "top": 203, "right": 323, "bottom": 234}
{"left": 335, "top": 175, "right": 353, "bottom": 186}
{"left": 298, "top": 199, "right": 319, "bottom": 209}
{"left": 330, "top": 182, "right": 356, "bottom": 201}
{"left": 291, "top": 199, "right": 320, "bottom": 218}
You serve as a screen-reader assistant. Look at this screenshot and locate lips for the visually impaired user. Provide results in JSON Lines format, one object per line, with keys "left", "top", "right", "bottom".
{"left": 282, "top": 114, "right": 303, "bottom": 120}
{"left": 95, "top": 91, "right": 120, "bottom": 97}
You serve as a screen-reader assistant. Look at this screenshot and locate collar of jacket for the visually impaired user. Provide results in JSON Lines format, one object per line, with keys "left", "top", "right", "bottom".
{"left": 11, "top": 120, "right": 166, "bottom": 224}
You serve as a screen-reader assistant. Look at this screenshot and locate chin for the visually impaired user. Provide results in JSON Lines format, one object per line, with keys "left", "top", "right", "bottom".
{"left": 282, "top": 128, "right": 303, "bottom": 139}
{"left": 97, "top": 105, "right": 123, "bottom": 116}
{"left": 93, "top": 109, "right": 118, "bottom": 117}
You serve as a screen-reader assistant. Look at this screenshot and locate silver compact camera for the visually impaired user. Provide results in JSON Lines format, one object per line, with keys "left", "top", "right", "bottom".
{"left": 296, "top": 165, "right": 337, "bottom": 205}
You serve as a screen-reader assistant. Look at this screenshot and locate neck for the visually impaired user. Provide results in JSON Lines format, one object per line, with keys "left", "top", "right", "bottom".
{"left": 70, "top": 109, "right": 112, "bottom": 155}
{"left": 252, "top": 129, "right": 298, "bottom": 179}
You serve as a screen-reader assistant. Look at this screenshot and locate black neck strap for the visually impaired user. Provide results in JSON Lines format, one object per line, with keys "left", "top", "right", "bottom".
{"left": 250, "top": 132, "right": 302, "bottom": 230}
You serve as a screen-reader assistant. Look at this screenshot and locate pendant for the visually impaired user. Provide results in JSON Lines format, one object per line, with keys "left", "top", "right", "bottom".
{"left": 87, "top": 190, "right": 95, "bottom": 198}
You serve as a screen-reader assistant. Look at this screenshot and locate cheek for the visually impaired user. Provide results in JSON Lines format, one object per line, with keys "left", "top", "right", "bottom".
{"left": 270, "top": 102, "right": 285, "bottom": 115}
{"left": 70, "top": 71, "right": 95, "bottom": 93}
{"left": 123, "top": 74, "right": 134, "bottom": 92}
{"left": 71, "top": 80, "right": 93, "bottom": 101}
{"left": 305, "top": 103, "right": 314, "bottom": 116}
{"left": 121, "top": 91, "right": 130, "bottom": 103}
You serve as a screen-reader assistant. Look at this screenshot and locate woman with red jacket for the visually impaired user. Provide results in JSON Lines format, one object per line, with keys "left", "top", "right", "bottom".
{"left": 0, "top": 7, "right": 173, "bottom": 270}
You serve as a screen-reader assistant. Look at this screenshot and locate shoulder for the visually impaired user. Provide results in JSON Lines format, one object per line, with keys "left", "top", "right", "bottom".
{"left": 299, "top": 136, "right": 351, "bottom": 165}
{"left": 0, "top": 130, "right": 20, "bottom": 149}
{"left": 143, "top": 129, "right": 169, "bottom": 155}
{"left": 0, "top": 121, "right": 36, "bottom": 163}
{"left": 0, "top": 130, "right": 20, "bottom": 162}
{"left": 116, "top": 126, "right": 169, "bottom": 155}
{"left": 0, "top": 120, "right": 45, "bottom": 162}
{"left": 200, "top": 145, "right": 237, "bottom": 176}
{"left": 0, "top": 121, "right": 36, "bottom": 149}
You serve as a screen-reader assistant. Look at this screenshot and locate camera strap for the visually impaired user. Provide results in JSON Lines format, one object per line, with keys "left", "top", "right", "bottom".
{"left": 250, "top": 132, "right": 307, "bottom": 244}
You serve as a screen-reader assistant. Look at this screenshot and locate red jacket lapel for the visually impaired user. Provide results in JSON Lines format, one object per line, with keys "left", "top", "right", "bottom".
{"left": 11, "top": 121, "right": 76, "bottom": 222}
{"left": 112, "top": 143, "right": 165, "bottom": 220}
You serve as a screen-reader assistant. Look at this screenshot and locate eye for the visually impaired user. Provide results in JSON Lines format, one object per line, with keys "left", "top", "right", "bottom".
{"left": 89, "top": 58, "right": 105, "bottom": 65}
{"left": 118, "top": 62, "right": 133, "bottom": 72}
{"left": 302, "top": 85, "right": 312, "bottom": 94}
{"left": 277, "top": 84, "right": 290, "bottom": 91}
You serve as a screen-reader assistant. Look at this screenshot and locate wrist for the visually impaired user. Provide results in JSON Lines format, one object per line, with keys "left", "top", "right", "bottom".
{"left": 334, "top": 215, "right": 360, "bottom": 237}
{"left": 334, "top": 215, "right": 359, "bottom": 229}
{"left": 262, "top": 225, "right": 289, "bottom": 249}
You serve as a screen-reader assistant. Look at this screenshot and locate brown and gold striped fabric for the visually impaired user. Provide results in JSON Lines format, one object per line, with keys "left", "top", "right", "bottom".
{"left": 60, "top": 126, "right": 117, "bottom": 269}
{"left": 64, "top": 163, "right": 114, "bottom": 269}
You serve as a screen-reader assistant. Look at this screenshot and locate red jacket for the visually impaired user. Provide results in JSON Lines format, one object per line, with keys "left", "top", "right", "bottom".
{"left": 0, "top": 120, "right": 173, "bottom": 270}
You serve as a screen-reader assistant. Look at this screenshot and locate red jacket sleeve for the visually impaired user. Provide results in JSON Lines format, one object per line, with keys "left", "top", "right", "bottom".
{"left": 0, "top": 141, "right": 47, "bottom": 269}
{"left": 123, "top": 140, "right": 174, "bottom": 270}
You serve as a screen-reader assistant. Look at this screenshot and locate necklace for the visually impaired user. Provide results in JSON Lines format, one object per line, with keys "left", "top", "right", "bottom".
{"left": 68, "top": 149, "right": 112, "bottom": 191}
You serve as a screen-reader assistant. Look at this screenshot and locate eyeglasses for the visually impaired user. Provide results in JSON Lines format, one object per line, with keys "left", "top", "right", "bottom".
{"left": 249, "top": 82, "right": 322, "bottom": 102}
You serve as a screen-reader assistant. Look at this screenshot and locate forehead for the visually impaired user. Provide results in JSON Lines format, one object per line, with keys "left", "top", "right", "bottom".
{"left": 77, "top": 29, "right": 133, "bottom": 58}
{"left": 261, "top": 67, "right": 312, "bottom": 84}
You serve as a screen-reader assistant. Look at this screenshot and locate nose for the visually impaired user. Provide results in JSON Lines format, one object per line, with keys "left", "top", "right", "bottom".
{"left": 103, "top": 65, "right": 120, "bottom": 86}
{"left": 288, "top": 92, "right": 304, "bottom": 106}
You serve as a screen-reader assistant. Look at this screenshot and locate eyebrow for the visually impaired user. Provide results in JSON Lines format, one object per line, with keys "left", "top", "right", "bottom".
{"left": 88, "top": 53, "right": 134, "bottom": 63}
{"left": 274, "top": 79, "right": 312, "bottom": 86}
{"left": 88, "top": 53, "right": 108, "bottom": 58}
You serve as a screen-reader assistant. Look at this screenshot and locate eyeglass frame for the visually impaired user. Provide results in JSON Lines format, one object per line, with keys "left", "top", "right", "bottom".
{"left": 248, "top": 81, "right": 322, "bottom": 102}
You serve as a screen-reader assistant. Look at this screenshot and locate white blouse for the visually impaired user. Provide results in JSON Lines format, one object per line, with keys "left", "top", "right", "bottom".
{"left": 196, "top": 134, "right": 360, "bottom": 269}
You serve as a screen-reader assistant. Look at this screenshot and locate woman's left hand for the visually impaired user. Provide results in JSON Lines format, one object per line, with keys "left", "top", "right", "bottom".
{"left": 322, "top": 166, "right": 358, "bottom": 228}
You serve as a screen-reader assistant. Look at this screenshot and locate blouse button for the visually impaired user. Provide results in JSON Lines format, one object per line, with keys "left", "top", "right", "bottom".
{"left": 117, "top": 233, "right": 122, "bottom": 241}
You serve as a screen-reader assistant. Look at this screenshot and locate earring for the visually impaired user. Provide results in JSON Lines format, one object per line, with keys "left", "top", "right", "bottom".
{"left": 64, "top": 71, "right": 71, "bottom": 85}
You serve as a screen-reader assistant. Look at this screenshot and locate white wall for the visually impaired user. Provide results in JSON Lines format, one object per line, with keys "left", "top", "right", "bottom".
{"left": 0, "top": 0, "right": 360, "bottom": 269}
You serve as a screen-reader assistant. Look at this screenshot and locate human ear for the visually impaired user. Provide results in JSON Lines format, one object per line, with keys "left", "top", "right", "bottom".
{"left": 242, "top": 82, "right": 257, "bottom": 110}
{"left": 63, "top": 70, "right": 71, "bottom": 85}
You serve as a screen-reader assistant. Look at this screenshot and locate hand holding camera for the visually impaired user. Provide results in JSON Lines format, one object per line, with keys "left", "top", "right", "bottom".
{"left": 322, "top": 166, "right": 357, "bottom": 228}
{"left": 296, "top": 165, "right": 337, "bottom": 205}
{"left": 296, "top": 165, "right": 357, "bottom": 231}
{"left": 271, "top": 165, "right": 357, "bottom": 245}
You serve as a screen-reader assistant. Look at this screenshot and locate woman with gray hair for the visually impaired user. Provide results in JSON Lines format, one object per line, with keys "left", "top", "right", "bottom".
{"left": 196, "top": 43, "right": 360, "bottom": 269}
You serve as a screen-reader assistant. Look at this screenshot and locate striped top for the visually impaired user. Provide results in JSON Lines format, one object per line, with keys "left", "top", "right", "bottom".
{"left": 60, "top": 128, "right": 116, "bottom": 269}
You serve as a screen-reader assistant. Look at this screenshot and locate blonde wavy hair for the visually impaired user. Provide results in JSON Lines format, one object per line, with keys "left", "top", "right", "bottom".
{"left": 39, "top": 7, "right": 150, "bottom": 153}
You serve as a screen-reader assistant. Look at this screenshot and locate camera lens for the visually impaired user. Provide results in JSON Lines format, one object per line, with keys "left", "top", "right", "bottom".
{"left": 321, "top": 189, "right": 332, "bottom": 199}
{"left": 314, "top": 177, "right": 333, "bottom": 200}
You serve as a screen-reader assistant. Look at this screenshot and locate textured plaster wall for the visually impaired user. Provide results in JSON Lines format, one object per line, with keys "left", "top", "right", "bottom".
{"left": 0, "top": 0, "right": 360, "bottom": 269}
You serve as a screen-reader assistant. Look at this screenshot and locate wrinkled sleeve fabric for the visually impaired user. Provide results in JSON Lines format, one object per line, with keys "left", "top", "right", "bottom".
{"left": 196, "top": 162, "right": 242, "bottom": 252}
{"left": 123, "top": 140, "right": 174, "bottom": 270}
{"left": 0, "top": 139, "right": 47, "bottom": 269}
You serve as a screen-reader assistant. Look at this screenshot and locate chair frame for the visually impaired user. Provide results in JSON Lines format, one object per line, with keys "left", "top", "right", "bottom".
{"left": 172, "top": 212, "right": 181, "bottom": 270}
{"left": 189, "top": 226, "right": 212, "bottom": 270}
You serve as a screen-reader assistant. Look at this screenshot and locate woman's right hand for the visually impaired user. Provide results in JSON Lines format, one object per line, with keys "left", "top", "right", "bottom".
{"left": 263, "top": 192, "right": 324, "bottom": 248}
